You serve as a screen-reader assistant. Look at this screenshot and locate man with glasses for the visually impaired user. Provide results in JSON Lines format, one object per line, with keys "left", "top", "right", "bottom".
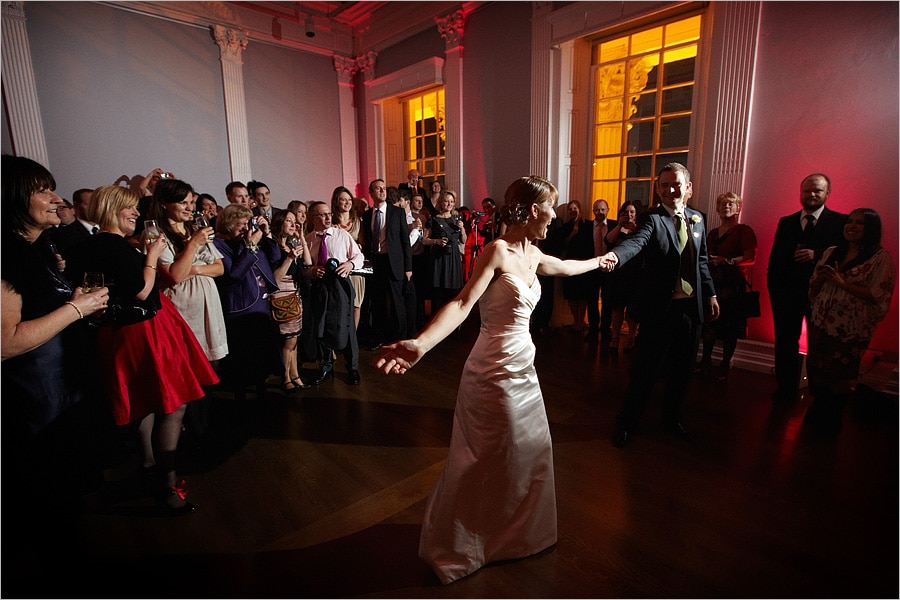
{"left": 304, "top": 201, "right": 365, "bottom": 385}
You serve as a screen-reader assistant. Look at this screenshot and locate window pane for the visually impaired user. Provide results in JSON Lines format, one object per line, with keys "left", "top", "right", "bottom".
{"left": 591, "top": 180, "right": 622, "bottom": 206}
{"left": 631, "top": 27, "right": 662, "bottom": 55}
{"left": 665, "top": 15, "right": 701, "bottom": 46}
{"left": 630, "top": 91, "right": 657, "bottom": 119}
{"left": 663, "top": 54, "right": 696, "bottom": 86}
{"left": 596, "top": 64, "right": 626, "bottom": 99}
{"left": 659, "top": 116, "right": 691, "bottom": 149}
{"left": 598, "top": 37, "right": 628, "bottom": 63}
{"left": 592, "top": 157, "right": 622, "bottom": 180}
{"left": 625, "top": 180, "right": 652, "bottom": 209}
{"left": 594, "top": 124, "right": 623, "bottom": 155}
{"left": 662, "top": 85, "right": 692, "bottom": 113}
{"left": 625, "top": 155, "right": 653, "bottom": 178}
{"left": 627, "top": 120, "right": 655, "bottom": 153}
{"left": 657, "top": 151, "right": 689, "bottom": 169}
{"left": 596, "top": 98, "right": 624, "bottom": 123}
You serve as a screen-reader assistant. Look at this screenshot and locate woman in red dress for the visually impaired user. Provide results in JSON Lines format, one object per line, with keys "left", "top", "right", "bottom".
{"left": 68, "top": 185, "right": 218, "bottom": 515}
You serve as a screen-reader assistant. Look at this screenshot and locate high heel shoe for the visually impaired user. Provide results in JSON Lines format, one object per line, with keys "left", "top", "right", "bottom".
{"left": 292, "top": 378, "right": 311, "bottom": 390}
{"left": 158, "top": 480, "right": 195, "bottom": 517}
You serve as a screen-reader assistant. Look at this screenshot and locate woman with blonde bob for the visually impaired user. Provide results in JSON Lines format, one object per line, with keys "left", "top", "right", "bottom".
{"left": 67, "top": 185, "right": 218, "bottom": 515}
{"left": 376, "top": 175, "right": 604, "bottom": 585}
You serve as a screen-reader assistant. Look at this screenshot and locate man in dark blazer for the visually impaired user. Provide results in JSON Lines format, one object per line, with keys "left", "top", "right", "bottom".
{"left": 360, "top": 178, "right": 413, "bottom": 346}
{"left": 54, "top": 188, "right": 97, "bottom": 258}
{"left": 398, "top": 169, "right": 427, "bottom": 201}
{"left": 586, "top": 198, "right": 612, "bottom": 342}
{"left": 766, "top": 173, "right": 846, "bottom": 402}
{"left": 599, "top": 163, "right": 719, "bottom": 448}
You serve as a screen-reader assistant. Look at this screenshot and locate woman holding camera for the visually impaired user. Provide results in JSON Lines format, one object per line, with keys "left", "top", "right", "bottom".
{"left": 423, "top": 190, "right": 467, "bottom": 313}
{"left": 212, "top": 204, "right": 282, "bottom": 397}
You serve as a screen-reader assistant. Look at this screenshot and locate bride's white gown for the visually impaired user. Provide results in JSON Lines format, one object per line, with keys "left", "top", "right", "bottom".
{"left": 419, "top": 273, "right": 557, "bottom": 584}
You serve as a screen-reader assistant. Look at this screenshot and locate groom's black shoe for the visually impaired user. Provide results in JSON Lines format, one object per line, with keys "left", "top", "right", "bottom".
{"left": 312, "top": 368, "right": 333, "bottom": 386}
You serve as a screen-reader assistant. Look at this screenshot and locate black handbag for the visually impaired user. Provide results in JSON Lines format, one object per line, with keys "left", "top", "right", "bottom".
{"left": 89, "top": 297, "right": 157, "bottom": 327}
{"left": 735, "top": 275, "right": 761, "bottom": 319}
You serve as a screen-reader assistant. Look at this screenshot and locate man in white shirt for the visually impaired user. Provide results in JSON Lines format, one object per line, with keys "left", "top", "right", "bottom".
{"left": 305, "top": 201, "right": 365, "bottom": 385}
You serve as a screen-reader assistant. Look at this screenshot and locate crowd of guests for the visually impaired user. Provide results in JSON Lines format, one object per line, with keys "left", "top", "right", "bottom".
{"left": 3, "top": 154, "right": 895, "bottom": 550}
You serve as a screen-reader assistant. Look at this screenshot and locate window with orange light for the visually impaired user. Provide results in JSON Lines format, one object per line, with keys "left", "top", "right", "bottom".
{"left": 404, "top": 88, "right": 446, "bottom": 185}
{"left": 590, "top": 14, "right": 701, "bottom": 212}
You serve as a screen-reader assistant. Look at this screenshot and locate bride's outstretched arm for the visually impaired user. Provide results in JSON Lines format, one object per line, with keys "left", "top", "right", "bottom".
{"left": 537, "top": 251, "right": 602, "bottom": 277}
{"left": 375, "top": 243, "right": 502, "bottom": 375}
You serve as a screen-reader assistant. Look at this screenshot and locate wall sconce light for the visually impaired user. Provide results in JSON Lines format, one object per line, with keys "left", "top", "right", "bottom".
{"left": 305, "top": 16, "right": 316, "bottom": 38}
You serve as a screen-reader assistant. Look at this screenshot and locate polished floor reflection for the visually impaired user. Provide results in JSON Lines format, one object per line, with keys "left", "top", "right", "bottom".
{"left": 7, "top": 318, "right": 898, "bottom": 598}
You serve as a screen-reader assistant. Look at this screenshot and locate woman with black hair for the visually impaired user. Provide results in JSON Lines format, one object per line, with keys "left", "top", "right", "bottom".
{"left": 1, "top": 155, "right": 109, "bottom": 542}
{"left": 805, "top": 208, "right": 895, "bottom": 434}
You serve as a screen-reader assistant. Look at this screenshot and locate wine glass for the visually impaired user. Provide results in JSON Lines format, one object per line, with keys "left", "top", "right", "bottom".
{"left": 193, "top": 214, "right": 214, "bottom": 240}
{"left": 82, "top": 272, "right": 104, "bottom": 293}
{"left": 144, "top": 220, "right": 161, "bottom": 243}
{"left": 286, "top": 235, "right": 301, "bottom": 249}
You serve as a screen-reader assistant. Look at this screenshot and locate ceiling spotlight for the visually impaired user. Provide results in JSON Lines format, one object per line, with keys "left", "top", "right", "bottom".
{"left": 305, "top": 16, "right": 316, "bottom": 38}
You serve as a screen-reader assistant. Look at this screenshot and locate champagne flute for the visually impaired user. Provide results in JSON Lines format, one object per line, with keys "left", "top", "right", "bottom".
{"left": 82, "top": 272, "right": 104, "bottom": 293}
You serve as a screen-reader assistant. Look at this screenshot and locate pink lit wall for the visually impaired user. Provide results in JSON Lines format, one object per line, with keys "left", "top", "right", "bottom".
{"left": 742, "top": 1, "right": 898, "bottom": 357}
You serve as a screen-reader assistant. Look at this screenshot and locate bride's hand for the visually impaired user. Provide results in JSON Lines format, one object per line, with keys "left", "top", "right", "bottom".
{"left": 374, "top": 339, "right": 423, "bottom": 375}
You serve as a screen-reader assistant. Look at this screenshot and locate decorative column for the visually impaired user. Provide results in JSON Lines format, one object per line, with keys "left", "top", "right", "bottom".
{"left": 436, "top": 10, "right": 465, "bottom": 203}
{"left": 212, "top": 25, "right": 252, "bottom": 182}
{"left": 333, "top": 56, "right": 360, "bottom": 190}
{"left": 358, "top": 50, "right": 380, "bottom": 189}
{"left": 706, "top": 1, "right": 761, "bottom": 207}
{"left": 529, "top": 2, "right": 554, "bottom": 178}
{"left": 1, "top": 1, "right": 49, "bottom": 166}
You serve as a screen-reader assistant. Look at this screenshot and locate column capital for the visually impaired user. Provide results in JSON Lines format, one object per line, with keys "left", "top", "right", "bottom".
{"left": 333, "top": 55, "right": 356, "bottom": 85}
{"left": 356, "top": 50, "right": 377, "bottom": 81}
{"left": 435, "top": 10, "right": 466, "bottom": 49}
{"left": 212, "top": 24, "right": 249, "bottom": 63}
{"left": 2, "top": 1, "right": 25, "bottom": 19}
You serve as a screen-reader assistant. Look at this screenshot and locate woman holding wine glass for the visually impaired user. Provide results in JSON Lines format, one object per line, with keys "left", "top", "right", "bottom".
{"left": 270, "top": 210, "right": 313, "bottom": 392}
{"left": 2, "top": 155, "right": 110, "bottom": 553}
{"left": 150, "top": 178, "right": 228, "bottom": 365}
{"left": 67, "top": 185, "right": 218, "bottom": 516}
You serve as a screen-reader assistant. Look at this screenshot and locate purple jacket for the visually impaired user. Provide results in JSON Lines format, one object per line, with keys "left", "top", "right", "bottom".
{"left": 213, "top": 236, "right": 281, "bottom": 316}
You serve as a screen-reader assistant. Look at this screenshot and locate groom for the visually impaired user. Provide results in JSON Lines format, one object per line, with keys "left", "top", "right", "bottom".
{"left": 599, "top": 163, "right": 719, "bottom": 448}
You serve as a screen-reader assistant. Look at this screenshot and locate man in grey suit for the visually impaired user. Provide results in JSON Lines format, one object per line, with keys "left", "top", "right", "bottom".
{"left": 599, "top": 163, "right": 719, "bottom": 448}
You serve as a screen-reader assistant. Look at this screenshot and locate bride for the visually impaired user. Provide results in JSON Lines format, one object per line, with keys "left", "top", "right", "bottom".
{"left": 375, "top": 175, "right": 602, "bottom": 584}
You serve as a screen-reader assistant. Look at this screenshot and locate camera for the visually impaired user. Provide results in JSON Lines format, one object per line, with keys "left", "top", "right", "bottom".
{"left": 324, "top": 257, "right": 340, "bottom": 274}
{"left": 249, "top": 217, "right": 260, "bottom": 233}
{"left": 472, "top": 211, "right": 487, "bottom": 217}
{"left": 159, "top": 172, "right": 171, "bottom": 179}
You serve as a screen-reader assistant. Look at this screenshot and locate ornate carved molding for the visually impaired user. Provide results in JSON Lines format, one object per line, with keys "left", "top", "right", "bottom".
{"left": 333, "top": 55, "right": 356, "bottom": 85}
{"left": 356, "top": 50, "right": 377, "bottom": 81}
{"left": 435, "top": 10, "right": 465, "bottom": 49}
{"left": 1, "top": 1, "right": 25, "bottom": 19}
{"left": 212, "top": 24, "right": 248, "bottom": 63}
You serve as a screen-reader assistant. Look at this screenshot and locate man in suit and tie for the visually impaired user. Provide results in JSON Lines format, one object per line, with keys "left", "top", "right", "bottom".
{"left": 599, "top": 163, "right": 719, "bottom": 448}
{"left": 586, "top": 199, "right": 612, "bottom": 342}
{"left": 54, "top": 188, "right": 98, "bottom": 258}
{"left": 360, "top": 178, "right": 413, "bottom": 347}
{"left": 766, "top": 173, "right": 846, "bottom": 402}
{"left": 398, "top": 169, "right": 427, "bottom": 201}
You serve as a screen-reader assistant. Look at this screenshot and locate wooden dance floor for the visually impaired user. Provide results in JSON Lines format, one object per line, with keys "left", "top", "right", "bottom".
{"left": 8, "top": 316, "right": 898, "bottom": 598}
